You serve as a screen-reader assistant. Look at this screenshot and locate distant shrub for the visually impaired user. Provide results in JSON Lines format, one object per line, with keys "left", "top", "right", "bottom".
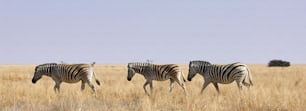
{"left": 268, "top": 59, "right": 290, "bottom": 67}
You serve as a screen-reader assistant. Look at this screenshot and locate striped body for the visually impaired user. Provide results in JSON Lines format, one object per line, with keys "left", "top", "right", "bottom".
{"left": 187, "top": 61, "right": 253, "bottom": 94}
{"left": 32, "top": 62, "right": 100, "bottom": 96}
{"left": 127, "top": 63, "right": 188, "bottom": 96}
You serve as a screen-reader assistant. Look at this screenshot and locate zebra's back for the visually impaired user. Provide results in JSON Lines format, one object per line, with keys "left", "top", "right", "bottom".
{"left": 207, "top": 62, "right": 248, "bottom": 84}
{"left": 143, "top": 64, "right": 181, "bottom": 81}
{"left": 56, "top": 64, "right": 93, "bottom": 83}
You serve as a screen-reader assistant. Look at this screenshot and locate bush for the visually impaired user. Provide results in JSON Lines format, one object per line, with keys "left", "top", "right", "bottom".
{"left": 268, "top": 60, "right": 290, "bottom": 67}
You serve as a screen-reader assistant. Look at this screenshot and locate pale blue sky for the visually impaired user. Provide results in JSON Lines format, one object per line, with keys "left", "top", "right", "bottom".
{"left": 0, "top": 0, "right": 305, "bottom": 64}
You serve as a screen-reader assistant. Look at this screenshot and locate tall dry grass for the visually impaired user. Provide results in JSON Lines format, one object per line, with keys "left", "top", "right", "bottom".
{"left": 0, "top": 64, "right": 305, "bottom": 111}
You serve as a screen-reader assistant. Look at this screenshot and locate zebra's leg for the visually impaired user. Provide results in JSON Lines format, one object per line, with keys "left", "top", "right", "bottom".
{"left": 87, "top": 81, "right": 97, "bottom": 97}
{"left": 201, "top": 81, "right": 210, "bottom": 94}
{"left": 182, "top": 83, "right": 189, "bottom": 96}
{"left": 149, "top": 81, "right": 153, "bottom": 95}
{"left": 174, "top": 78, "right": 188, "bottom": 96}
{"left": 53, "top": 85, "right": 56, "bottom": 93}
{"left": 54, "top": 81, "right": 61, "bottom": 93}
{"left": 242, "top": 78, "right": 251, "bottom": 89}
{"left": 169, "top": 79, "right": 175, "bottom": 92}
{"left": 236, "top": 80, "right": 243, "bottom": 91}
{"left": 81, "top": 80, "right": 86, "bottom": 91}
{"left": 143, "top": 81, "right": 150, "bottom": 96}
{"left": 213, "top": 82, "right": 220, "bottom": 95}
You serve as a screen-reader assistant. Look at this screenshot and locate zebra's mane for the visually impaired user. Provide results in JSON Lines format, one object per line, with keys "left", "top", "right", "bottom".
{"left": 128, "top": 62, "right": 152, "bottom": 68}
{"left": 35, "top": 63, "right": 58, "bottom": 70}
{"left": 189, "top": 60, "right": 212, "bottom": 67}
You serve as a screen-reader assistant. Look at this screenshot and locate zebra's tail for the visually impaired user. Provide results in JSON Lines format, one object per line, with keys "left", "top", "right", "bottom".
{"left": 247, "top": 68, "right": 253, "bottom": 86}
{"left": 91, "top": 62, "right": 96, "bottom": 67}
{"left": 90, "top": 62, "right": 100, "bottom": 85}
{"left": 93, "top": 72, "right": 101, "bottom": 86}
{"left": 181, "top": 72, "right": 187, "bottom": 82}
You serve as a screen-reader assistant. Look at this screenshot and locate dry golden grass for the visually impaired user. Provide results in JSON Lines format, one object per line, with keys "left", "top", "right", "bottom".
{"left": 0, "top": 64, "right": 305, "bottom": 111}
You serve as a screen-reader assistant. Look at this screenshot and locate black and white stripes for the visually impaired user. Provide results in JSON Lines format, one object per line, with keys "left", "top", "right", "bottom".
{"left": 31, "top": 61, "right": 254, "bottom": 96}
{"left": 187, "top": 60, "right": 253, "bottom": 94}
{"left": 127, "top": 63, "right": 188, "bottom": 96}
{"left": 32, "top": 62, "right": 100, "bottom": 96}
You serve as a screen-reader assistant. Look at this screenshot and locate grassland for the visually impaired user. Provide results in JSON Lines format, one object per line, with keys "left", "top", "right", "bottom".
{"left": 0, "top": 64, "right": 305, "bottom": 111}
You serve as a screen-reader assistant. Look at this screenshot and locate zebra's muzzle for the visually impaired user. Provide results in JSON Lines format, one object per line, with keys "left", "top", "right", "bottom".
{"left": 127, "top": 78, "right": 131, "bottom": 81}
{"left": 187, "top": 78, "right": 192, "bottom": 81}
{"left": 32, "top": 79, "right": 37, "bottom": 84}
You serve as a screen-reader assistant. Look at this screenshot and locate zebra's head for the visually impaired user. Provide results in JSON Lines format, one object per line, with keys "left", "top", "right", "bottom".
{"left": 188, "top": 61, "right": 211, "bottom": 81}
{"left": 127, "top": 63, "right": 150, "bottom": 81}
{"left": 32, "top": 63, "right": 57, "bottom": 84}
{"left": 127, "top": 63, "right": 136, "bottom": 81}
{"left": 32, "top": 66, "right": 43, "bottom": 84}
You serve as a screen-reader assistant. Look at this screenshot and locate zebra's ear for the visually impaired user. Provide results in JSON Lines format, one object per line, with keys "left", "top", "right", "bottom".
{"left": 34, "top": 66, "right": 38, "bottom": 71}
{"left": 35, "top": 65, "right": 41, "bottom": 71}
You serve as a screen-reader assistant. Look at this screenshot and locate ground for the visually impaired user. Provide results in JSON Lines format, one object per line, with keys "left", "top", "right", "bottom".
{"left": 0, "top": 64, "right": 305, "bottom": 111}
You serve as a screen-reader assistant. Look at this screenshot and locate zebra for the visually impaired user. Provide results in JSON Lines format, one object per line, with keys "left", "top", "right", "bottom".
{"left": 187, "top": 60, "right": 253, "bottom": 94}
{"left": 127, "top": 63, "right": 188, "bottom": 96}
{"left": 31, "top": 62, "right": 101, "bottom": 96}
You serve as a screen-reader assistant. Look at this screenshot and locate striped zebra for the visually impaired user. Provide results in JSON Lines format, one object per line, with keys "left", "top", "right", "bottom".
{"left": 31, "top": 62, "right": 101, "bottom": 96}
{"left": 127, "top": 63, "right": 188, "bottom": 96}
{"left": 187, "top": 60, "right": 253, "bottom": 94}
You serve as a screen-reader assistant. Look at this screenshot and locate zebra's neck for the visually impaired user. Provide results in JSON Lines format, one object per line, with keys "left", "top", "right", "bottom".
{"left": 129, "top": 63, "right": 151, "bottom": 75}
{"left": 197, "top": 65, "right": 209, "bottom": 75}
{"left": 133, "top": 65, "right": 150, "bottom": 75}
{"left": 134, "top": 67, "right": 144, "bottom": 74}
{"left": 42, "top": 65, "right": 57, "bottom": 77}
